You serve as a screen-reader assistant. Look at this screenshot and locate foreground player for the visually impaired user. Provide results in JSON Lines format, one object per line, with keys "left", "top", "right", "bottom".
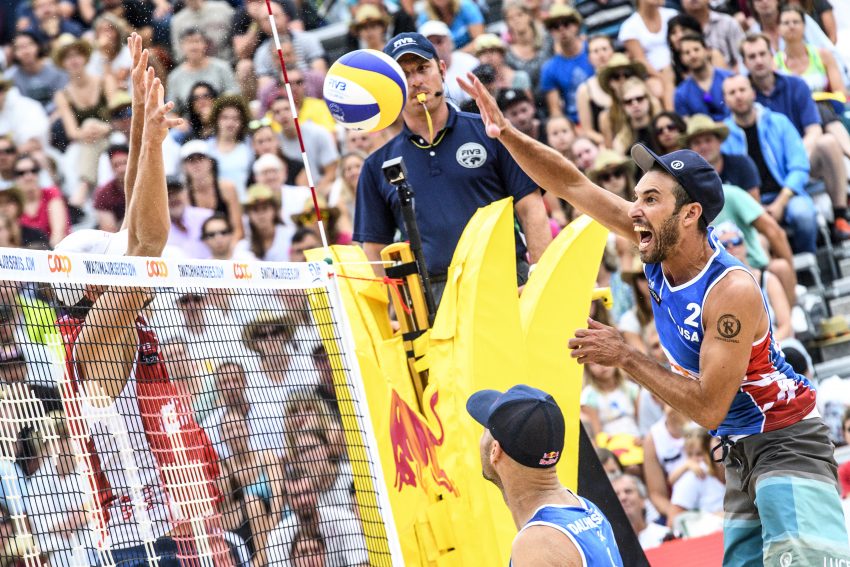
{"left": 459, "top": 75, "right": 850, "bottom": 566}
{"left": 467, "top": 385, "right": 623, "bottom": 566}
{"left": 54, "top": 35, "right": 232, "bottom": 566}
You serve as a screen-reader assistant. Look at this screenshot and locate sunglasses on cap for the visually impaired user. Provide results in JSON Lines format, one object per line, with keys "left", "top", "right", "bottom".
{"left": 721, "top": 236, "right": 743, "bottom": 247}
{"left": 597, "top": 169, "right": 626, "bottom": 183}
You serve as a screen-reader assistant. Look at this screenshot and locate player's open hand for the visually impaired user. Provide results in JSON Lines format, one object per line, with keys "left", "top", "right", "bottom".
{"left": 143, "top": 67, "right": 182, "bottom": 143}
{"left": 128, "top": 32, "right": 148, "bottom": 107}
{"left": 568, "top": 318, "right": 629, "bottom": 368}
{"left": 457, "top": 72, "right": 508, "bottom": 139}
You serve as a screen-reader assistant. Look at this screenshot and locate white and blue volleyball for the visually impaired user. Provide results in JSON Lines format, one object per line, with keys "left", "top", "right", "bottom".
{"left": 323, "top": 49, "right": 407, "bottom": 133}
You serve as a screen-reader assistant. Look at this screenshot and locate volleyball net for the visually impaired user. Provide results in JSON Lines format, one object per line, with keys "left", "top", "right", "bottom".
{"left": 0, "top": 248, "right": 400, "bottom": 567}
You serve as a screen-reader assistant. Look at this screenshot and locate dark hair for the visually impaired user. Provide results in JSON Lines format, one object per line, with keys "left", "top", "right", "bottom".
{"left": 596, "top": 448, "right": 623, "bottom": 473}
{"left": 292, "top": 226, "right": 320, "bottom": 246}
{"left": 669, "top": 176, "right": 708, "bottom": 233}
{"left": 650, "top": 111, "right": 687, "bottom": 153}
{"left": 201, "top": 212, "right": 232, "bottom": 237}
{"left": 779, "top": 3, "right": 807, "bottom": 23}
{"left": 185, "top": 81, "right": 219, "bottom": 138}
{"left": 12, "top": 31, "right": 47, "bottom": 60}
{"left": 211, "top": 95, "right": 251, "bottom": 140}
{"left": 248, "top": 205, "right": 283, "bottom": 259}
{"left": 667, "top": 15, "right": 708, "bottom": 83}
{"left": 739, "top": 32, "right": 773, "bottom": 59}
{"left": 679, "top": 31, "right": 707, "bottom": 49}
{"left": 107, "top": 144, "right": 129, "bottom": 158}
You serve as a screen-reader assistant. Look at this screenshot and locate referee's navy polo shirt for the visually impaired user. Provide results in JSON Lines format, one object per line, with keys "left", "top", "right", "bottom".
{"left": 353, "top": 104, "right": 538, "bottom": 276}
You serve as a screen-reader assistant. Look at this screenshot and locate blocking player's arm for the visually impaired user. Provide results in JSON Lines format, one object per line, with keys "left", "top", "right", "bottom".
{"left": 76, "top": 70, "right": 180, "bottom": 400}
{"left": 457, "top": 74, "right": 637, "bottom": 244}
{"left": 619, "top": 271, "right": 766, "bottom": 429}
{"left": 121, "top": 32, "right": 147, "bottom": 233}
{"left": 511, "top": 525, "right": 583, "bottom": 567}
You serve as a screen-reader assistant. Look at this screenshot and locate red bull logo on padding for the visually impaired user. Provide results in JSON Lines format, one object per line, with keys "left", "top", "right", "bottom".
{"left": 389, "top": 390, "right": 459, "bottom": 497}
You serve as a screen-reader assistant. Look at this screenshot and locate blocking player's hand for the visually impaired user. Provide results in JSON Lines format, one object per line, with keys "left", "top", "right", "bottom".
{"left": 128, "top": 32, "right": 149, "bottom": 108}
{"left": 143, "top": 67, "right": 182, "bottom": 144}
{"left": 568, "top": 318, "right": 629, "bottom": 368}
{"left": 457, "top": 72, "right": 508, "bottom": 139}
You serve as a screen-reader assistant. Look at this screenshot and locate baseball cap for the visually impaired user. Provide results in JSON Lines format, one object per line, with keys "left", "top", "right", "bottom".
{"left": 417, "top": 20, "right": 451, "bottom": 39}
{"left": 180, "top": 139, "right": 211, "bottom": 160}
{"left": 631, "top": 143, "right": 725, "bottom": 224}
{"left": 497, "top": 88, "right": 531, "bottom": 111}
{"left": 467, "top": 384, "right": 565, "bottom": 469}
{"left": 383, "top": 33, "right": 438, "bottom": 61}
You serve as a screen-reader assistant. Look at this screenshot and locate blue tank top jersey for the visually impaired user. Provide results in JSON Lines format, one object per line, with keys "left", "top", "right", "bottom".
{"left": 645, "top": 228, "right": 816, "bottom": 437}
{"left": 510, "top": 493, "right": 623, "bottom": 566}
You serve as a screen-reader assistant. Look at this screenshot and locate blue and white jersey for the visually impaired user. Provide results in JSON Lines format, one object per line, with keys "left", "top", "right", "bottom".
{"left": 510, "top": 493, "right": 623, "bottom": 566}
{"left": 645, "top": 228, "right": 816, "bottom": 437}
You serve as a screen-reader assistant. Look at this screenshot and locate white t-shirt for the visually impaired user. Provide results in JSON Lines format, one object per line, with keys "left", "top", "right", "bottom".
{"left": 445, "top": 51, "right": 480, "bottom": 106}
{"left": 580, "top": 382, "right": 640, "bottom": 437}
{"left": 265, "top": 505, "right": 369, "bottom": 566}
{"left": 639, "top": 521, "right": 670, "bottom": 550}
{"left": 279, "top": 123, "right": 340, "bottom": 187}
{"left": 618, "top": 8, "right": 678, "bottom": 71}
{"left": 670, "top": 468, "right": 725, "bottom": 514}
{"left": 649, "top": 417, "right": 686, "bottom": 476}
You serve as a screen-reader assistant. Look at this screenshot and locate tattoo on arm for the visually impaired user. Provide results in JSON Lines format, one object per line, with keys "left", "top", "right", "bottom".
{"left": 716, "top": 314, "right": 742, "bottom": 342}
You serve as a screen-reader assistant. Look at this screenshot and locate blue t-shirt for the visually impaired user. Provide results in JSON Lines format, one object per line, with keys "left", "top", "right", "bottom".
{"left": 510, "top": 496, "right": 624, "bottom": 567}
{"left": 674, "top": 68, "right": 733, "bottom": 121}
{"left": 755, "top": 72, "right": 821, "bottom": 136}
{"left": 416, "top": 0, "right": 484, "bottom": 50}
{"left": 539, "top": 44, "right": 594, "bottom": 123}
{"left": 354, "top": 105, "right": 537, "bottom": 276}
{"left": 719, "top": 153, "right": 761, "bottom": 193}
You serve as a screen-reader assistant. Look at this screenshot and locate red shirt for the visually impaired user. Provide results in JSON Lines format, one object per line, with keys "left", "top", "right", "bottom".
{"left": 20, "top": 186, "right": 70, "bottom": 241}
{"left": 839, "top": 461, "right": 850, "bottom": 498}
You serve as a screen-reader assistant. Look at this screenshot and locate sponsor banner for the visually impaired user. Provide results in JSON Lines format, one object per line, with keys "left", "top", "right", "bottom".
{"left": 0, "top": 247, "right": 330, "bottom": 289}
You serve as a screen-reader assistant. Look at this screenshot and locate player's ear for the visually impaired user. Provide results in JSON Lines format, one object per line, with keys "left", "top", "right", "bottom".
{"left": 683, "top": 202, "right": 702, "bottom": 227}
{"left": 490, "top": 439, "right": 504, "bottom": 464}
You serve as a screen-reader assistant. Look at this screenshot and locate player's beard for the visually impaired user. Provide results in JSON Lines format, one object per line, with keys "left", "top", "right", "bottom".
{"left": 639, "top": 213, "right": 681, "bottom": 264}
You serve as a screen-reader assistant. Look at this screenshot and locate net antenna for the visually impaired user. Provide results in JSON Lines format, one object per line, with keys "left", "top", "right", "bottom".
{"left": 264, "top": 0, "right": 332, "bottom": 254}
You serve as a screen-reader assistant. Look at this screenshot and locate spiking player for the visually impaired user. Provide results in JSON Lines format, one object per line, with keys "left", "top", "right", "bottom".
{"left": 459, "top": 74, "right": 850, "bottom": 566}
{"left": 52, "top": 34, "right": 233, "bottom": 566}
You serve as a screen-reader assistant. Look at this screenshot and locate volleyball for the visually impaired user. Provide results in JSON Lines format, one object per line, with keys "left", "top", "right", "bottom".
{"left": 323, "top": 49, "right": 408, "bottom": 132}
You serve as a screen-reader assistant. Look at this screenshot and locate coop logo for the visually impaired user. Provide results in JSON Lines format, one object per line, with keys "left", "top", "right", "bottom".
{"left": 456, "top": 142, "right": 487, "bottom": 168}
{"left": 389, "top": 389, "right": 459, "bottom": 497}
{"left": 47, "top": 254, "right": 72, "bottom": 274}
{"left": 233, "top": 263, "right": 253, "bottom": 279}
{"left": 146, "top": 260, "right": 168, "bottom": 278}
{"left": 393, "top": 37, "right": 416, "bottom": 49}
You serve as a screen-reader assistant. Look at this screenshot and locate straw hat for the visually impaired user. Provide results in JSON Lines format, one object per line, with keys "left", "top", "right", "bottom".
{"left": 473, "top": 33, "right": 507, "bottom": 55}
{"left": 52, "top": 34, "right": 92, "bottom": 66}
{"left": 587, "top": 149, "right": 635, "bottom": 183}
{"left": 598, "top": 53, "right": 648, "bottom": 96}
{"left": 543, "top": 4, "right": 582, "bottom": 27}
{"left": 351, "top": 4, "right": 390, "bottom": 30}
{"left": 291, "top": 195, "right": 340, "bottom": 226}
{"left": 680, "top": 113, "right": 730, "bottom": 147}
{"left": 242, "top": 310, "right": 298, "bottom": 353}
{"left": 243, "top": 183, "right": 281, "bottom": 208}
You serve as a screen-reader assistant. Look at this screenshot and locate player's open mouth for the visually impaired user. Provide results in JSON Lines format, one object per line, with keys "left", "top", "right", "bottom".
{"left": 635, "top": 225, "right": 653, "bottom": 251}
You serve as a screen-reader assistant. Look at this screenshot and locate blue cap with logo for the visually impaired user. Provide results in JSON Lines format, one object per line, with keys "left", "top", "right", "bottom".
{"left": 631, "top": 143, "right": 725, "bottom": 224}
{"left": 383, "top": 32, "right": 438, "bottom": 61}
{"left": 467, "top": 384, "right": 565, "bottom": 469}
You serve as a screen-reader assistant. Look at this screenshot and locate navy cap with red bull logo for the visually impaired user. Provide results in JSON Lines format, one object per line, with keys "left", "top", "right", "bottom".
{"left": 383, "top": 33, "right": 438, "bottom": 61}
{"left": 631, "top": 143, "right": 725, "bottom": 224}
{"left": 467, "top": 384, "right": 565, "bottom": 469}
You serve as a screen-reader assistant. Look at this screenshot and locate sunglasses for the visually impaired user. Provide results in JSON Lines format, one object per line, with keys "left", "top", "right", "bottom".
{"left": 178, "top": 294, "right": 205, "bottom": 305}
{"left": 609, "top": 70, "right": 634, "bottom": 81}
{"left": 14, "top": 167, "right": 39, "bottom": 177}
{"left": 721, "top": 236, "right": 743, "bottom": 247}
{"left": 598, "top": 169, "right": 626, "bottom": 183}
{"left": 0, "top": 148, "right": 15, "bottom": 155}
{"left": 248, "top": 116, "right": 273, "bottom": 131}
{"left": 252, "top": 326, "right": 288, "bottom": 341}
{"left": 294, "top": 210, "right": 330, "bottom": 225}
{"left": 623, "top": 95, "right": 647, "bottom": 106}
{"left": 656, "top": 123, "right": 680, "bottom": 134}
{"left": 547, "top": 19, "right": 577, "bottom": 31}
{"left": 202, "top": 229, "right": 232, "bottom": 239}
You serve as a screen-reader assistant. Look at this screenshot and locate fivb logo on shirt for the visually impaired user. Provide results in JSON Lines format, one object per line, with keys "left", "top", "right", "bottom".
{"left": 456, "top": 142, "right": 487, "bottom": 168}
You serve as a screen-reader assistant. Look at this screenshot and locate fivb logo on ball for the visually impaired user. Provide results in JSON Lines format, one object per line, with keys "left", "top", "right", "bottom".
{"left": 323, "top": 49, "right": 408, "bottom": 133}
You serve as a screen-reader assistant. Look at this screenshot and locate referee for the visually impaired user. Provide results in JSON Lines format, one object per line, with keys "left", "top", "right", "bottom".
{"left": 354, "top": 33, "right": 552, "bottom": 303}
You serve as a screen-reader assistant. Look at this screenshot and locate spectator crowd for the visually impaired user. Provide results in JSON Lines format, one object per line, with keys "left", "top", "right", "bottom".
{"left": 0, "top": 0, "right": 850, "bottom": 561}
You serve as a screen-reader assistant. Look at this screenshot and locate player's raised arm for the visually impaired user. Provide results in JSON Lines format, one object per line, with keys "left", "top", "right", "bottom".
{"left": 457, "top": 73, "right": 636, "bottom": 243}
{"left": 120, "top": 32, "right": 147, "bottom": 233}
